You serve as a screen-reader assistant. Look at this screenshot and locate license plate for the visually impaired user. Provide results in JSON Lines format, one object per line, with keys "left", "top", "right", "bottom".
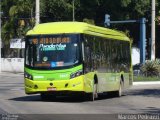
{"left": 47, "top": 87, "right": 56, "bottom": 91}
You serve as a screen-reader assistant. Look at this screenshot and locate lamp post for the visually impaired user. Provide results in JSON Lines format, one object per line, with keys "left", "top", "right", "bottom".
{"left": 72, "top": 0, "right": 75, "bottom": 21}
{"left": 151, "top": 0, "right": 156, "bottom": 60}
{"left": 0, "top": 1, "right": 2, "bottom": 73}
{"left": 35, "top": 0, "right": 40, "bottom": 25}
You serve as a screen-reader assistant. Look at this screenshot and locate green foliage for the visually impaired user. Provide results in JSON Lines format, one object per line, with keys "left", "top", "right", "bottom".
{"left": 1, "top": 0, "right": 34, "bottom": 57}
{"left": 134, "top": 76, "right": 160, "bottom": 82}
{"left": 41, "top": 0, "right": 76, "bottom": 22}
{"left": 140, "top": 59, "right": 160, "bottom": 77}
{"left": 2, "top": 0, "right": 34, "bottom": 41}
{"left": 121, "top": 0, "right": 131, "bottom": 7}
{"left": 9, "top": 0, "right": 32, "bottom": 17}
{"left": 83, "top": 18, "right": 95, "bottom": 25}
{"left": 131, "top": 0, "right": 150, "bottom": 17}
{"left": 1, "top": 0, "right": 160, "bottom": 48}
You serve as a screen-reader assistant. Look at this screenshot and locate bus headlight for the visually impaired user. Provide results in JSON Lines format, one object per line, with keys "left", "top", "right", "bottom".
{"left": 24, "top": 72, "right": 33, "bottom": 80}
{"left": 70, "top": 70, "right": 83, "bottom": 79}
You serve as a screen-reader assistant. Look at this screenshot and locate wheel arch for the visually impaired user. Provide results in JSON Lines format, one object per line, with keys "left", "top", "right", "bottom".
{"left": 121, "top": 74, "right": 124, "bottom": 83}
{"left": 94, "top": 74, "right": 98, "bottom": 84}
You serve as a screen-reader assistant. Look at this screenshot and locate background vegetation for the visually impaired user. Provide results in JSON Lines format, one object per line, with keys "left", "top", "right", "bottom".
{"left": 1, "top": 0, "right": 160, "bottom": 58}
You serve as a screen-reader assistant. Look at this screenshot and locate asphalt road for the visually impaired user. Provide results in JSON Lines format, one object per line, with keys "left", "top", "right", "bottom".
{"left": 0, "top": 72, "right": 160, "bottom": 120}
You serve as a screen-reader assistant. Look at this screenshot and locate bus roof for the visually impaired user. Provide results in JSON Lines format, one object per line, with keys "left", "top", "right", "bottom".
{"left": 26, "top": 22, "right": 130, "bottom": 41}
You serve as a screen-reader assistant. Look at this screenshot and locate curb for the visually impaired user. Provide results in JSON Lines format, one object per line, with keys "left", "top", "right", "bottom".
{"left": 133, "top": 81, "right": 160, "bottom": 85}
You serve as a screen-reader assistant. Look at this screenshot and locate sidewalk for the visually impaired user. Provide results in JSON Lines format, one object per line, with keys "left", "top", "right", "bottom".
{"left": 133, "top": 81, "right": 160, "bottom": 85}
{"left": 0, "top": 72, "right": 24, "bottom": 76}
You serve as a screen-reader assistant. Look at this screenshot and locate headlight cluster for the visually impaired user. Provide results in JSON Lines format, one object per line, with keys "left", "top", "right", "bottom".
{"left": 24, "top": 72, "right": 33, "bottom": 80}
{"left": 70, "top": 70, "right": 83, "bottom": 79}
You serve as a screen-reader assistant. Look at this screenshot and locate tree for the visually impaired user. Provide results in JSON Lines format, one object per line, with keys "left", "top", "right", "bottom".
{"left": 1, "top": 0, "right": 160, "bottom": 57}
{"left": 1, "top": 0, "right": 34, "bottom": 57}
{"left": 41, "top": 0, "right": 76, "bottom": 22}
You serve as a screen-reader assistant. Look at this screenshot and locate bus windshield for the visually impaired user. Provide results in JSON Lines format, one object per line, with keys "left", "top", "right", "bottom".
{"left": 25, "top": 34, "right": 81, "bottom": 69}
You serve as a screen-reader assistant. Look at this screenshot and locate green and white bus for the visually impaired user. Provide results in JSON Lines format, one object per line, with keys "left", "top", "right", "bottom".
{"left": 24, "top": 22, "right": 133, "bottom": 101}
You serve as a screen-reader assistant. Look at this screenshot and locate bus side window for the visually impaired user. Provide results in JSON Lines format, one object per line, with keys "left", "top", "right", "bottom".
{"left": 84, "top": 37, "right": 92, "bottom": 73}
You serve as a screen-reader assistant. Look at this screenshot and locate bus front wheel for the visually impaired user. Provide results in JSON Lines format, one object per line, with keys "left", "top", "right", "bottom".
{"left": 40, "top": 93, "right": 49, "bottom": 100}
{"left": 40, "top": 93, "right": 55, "bottom": 101}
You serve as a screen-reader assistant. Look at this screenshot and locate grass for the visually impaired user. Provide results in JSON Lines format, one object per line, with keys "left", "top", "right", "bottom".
{"left": 133, "top": 76, "right": 160, "bottom": 82}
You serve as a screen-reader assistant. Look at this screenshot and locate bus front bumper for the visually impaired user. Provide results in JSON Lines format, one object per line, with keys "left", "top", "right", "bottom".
{"left": 25, "top": 76, "right": 85, "bottom": 94}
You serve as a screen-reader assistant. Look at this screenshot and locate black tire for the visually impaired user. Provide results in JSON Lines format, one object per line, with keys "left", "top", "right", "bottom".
{"left": 40, "top": 93, "right": 56, "bottom": 101}
{"left": 40, "top": 93, "right": 48, "bottom": 101}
